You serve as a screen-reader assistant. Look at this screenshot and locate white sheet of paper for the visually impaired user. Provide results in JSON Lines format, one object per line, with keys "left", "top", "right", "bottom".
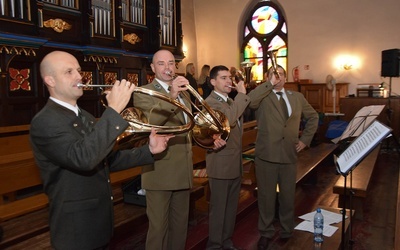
{"left": 298, "top": 208, "right": 345, "bottom": 225}
{"left": 294, "top": 220, "right": 338, "bottom": 237}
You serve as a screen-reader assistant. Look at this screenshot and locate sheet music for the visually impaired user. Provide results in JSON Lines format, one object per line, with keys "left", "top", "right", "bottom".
{"left": 336, "top": 120, "right": 392, "bottom": 174}
{"left": 334, "top": 105, "right": 385, "bottom": 143}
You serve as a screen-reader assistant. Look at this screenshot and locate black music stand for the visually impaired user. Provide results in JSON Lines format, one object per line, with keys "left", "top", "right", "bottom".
{"left": 331, "top": 105, "right": 384, "bottom": 249}
{"left": 334, "top": 120, "right": 392, "bottom": 250}
{"left": 331, "top": 105, "right": 385, "bottom": 145}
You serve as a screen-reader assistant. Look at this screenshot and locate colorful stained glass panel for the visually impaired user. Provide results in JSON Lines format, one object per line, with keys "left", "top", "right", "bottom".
{"left": 251, "top": 6, "right": 279, "bottom": 35}
{"left": 270, "top": 36, "right": 286, "bottom": 53}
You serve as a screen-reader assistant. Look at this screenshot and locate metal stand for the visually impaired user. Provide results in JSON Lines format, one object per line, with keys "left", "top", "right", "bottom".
{"left": 339, "top": 169, "right": 355, "bottom": 250}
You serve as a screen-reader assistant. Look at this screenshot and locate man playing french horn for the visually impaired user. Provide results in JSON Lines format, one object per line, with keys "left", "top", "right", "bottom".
{"left": 205, "top": 65, "right": 250, "bottom": 250}
{"left": 133, "top": 49, "right": 226, "bottom": 250}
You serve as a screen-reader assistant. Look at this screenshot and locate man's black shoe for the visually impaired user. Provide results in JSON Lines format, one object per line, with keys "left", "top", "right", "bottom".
{"left": 257, "top": 236, "right": 270, "bottom": 250}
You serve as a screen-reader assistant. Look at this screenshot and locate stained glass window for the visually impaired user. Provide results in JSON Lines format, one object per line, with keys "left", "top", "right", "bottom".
{"left": 251, "top": 6, "right": 279, "bottom": 35}
{"left": 242, "top": 1, "right": 287, "bottom": 82}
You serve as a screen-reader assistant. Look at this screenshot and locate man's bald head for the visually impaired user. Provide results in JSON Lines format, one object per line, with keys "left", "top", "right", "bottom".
{"left": 150, "top": 50, "right": 176, "bottom": 83}
{"left": 152, "top": 49, "right": 174, "bottom": 64}
{"left": 39, "top": 51, "right": 83, "bottom": 105}
{"left": 40, "top": 51, "right": 75, "bottom": 81}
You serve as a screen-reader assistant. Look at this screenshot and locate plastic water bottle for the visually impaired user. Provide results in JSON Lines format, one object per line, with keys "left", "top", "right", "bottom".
{"left": 314, "top": 208, "right": 324, "bottom": 243}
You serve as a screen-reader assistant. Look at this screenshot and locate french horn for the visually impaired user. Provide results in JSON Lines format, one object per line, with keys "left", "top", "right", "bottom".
{"left": 165, "top": 71, "right": 230, "bottom": 149}
{"left": 78, "top": 73, "right": 230, "bottom": 149}
{"left": 77, "top": 82, "right": 195, "bottom": 150}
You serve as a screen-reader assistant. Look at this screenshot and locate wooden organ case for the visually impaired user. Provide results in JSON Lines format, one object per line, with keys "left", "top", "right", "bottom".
{"left": 0, "top": 0, "right": 183, "bottom": 126}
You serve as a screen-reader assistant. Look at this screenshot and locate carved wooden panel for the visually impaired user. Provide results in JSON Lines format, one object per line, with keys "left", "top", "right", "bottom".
{"left": 104, "top": 72, "right": 117, "bottom": 85}
{"left": 301, "top": 85, "right": 324, "bottom": 112}
{"left": 146, "top": 73, "right": 155, "bottom": 85}
{"left": 300, "top": 83, "right": 348, "bottom": 113}
{"left": 9, "top": 68, "right": 31, "bottom": 92}
{"left": 127, "top": 73, "right": 139, "bottom": 86}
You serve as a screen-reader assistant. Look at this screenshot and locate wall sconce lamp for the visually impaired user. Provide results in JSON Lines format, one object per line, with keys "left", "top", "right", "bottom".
{"left": 342, "top": 63, "right": 353, "bottom": 71}
{"left": 335, "top": 55, "right": 360, "bottom": 71}
{"left": 182, "top": 43, "right": 188, "bottom": 57}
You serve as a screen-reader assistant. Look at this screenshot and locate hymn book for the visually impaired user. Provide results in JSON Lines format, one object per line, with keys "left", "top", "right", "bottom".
{"left": 334, "top": 120, "right": 392, "bottom": 175}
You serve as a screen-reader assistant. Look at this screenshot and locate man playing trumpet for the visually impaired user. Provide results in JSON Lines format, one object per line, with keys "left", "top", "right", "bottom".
{"left": 248, "top": 65, "right": 318, "bottom": 249}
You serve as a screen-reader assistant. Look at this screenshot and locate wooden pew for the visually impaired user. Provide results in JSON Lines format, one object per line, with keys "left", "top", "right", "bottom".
{"left": 0, "top": 161, "right": 48, "bottom": 222}
{"left": 332, "top": 144, "right": 381, "bottom": 220}
{"left": 192, "top": 120, "right": 259, "bottom": 194}
{"left": 191, "top": 120, "right": 258, "bottom": 219}
{"left": 0, "top": 125, "right": 47, "bottom": 222}
{"left": 0, "top": 125, "right": 145, "bottom": 248}
{"left": 241, "top": 120, "right": 258, "bottom": 184}
{"left": 0, "top": 121, "right": 259, "bottom": 248}
{"left": 296, "top": 142, "right": 338, "bottom": 183}
{"left": 253, "top": 142, "right": 338, "bottom": 196}
{"left": 1, "top": 121, "right": 254, "bottom": 248}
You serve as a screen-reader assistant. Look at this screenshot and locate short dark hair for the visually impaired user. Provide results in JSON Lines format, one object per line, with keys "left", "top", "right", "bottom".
{"left": 210, "top": 65, "right": 229, "bottom": 79}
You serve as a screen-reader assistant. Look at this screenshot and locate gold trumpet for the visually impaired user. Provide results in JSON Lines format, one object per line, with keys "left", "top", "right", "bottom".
{"left": 231, "top": 61, "right": 255, "bottom": 87}
{"left": 77, "top": 82, "right": 195, "bottom": 150}
{"left": 240, "top": 61, "right": 255, "bottom": 84}
{"left": 165, "top": 71, "right": 230, "bottom": 149}
{"left": 267, "top": 49, "right": 280, "bottom": 80}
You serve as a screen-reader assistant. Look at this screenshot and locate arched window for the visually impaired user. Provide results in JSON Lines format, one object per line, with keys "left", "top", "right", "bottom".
{"left": 241, "top": 1, "right": 287, "bottom": 82}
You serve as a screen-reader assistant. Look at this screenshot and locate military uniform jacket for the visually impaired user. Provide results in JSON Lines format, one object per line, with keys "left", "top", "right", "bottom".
{"left": 30, "top": 99, "right": 154, "bottom": 250}
{"left": 248, "top": 81, "right": 319, "bottom": 164}
{"left": 133, "top": 79, "right": 194, "bottom": 190}
{"left": 205, "top": 91, "right": 250, "bottom": 179}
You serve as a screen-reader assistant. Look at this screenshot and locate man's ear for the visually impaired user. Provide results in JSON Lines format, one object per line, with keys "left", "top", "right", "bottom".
{"left": 44, "top": 75, "right": 55, "bottom": 88}
{"left": 210, "top": 78, "right": 216, "bottom": 86}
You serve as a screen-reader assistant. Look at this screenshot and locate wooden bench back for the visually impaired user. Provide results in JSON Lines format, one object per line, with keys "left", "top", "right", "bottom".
{"left": 0, "top": 160, "right": 42, "bottom": 196}
{"left": 191, "top": 120, "right": 258, "bottom": 166}
{"left": 0, "top": 124, "right": 145, "bottom": 221}
{"left": 0, "top": 125, "right": 32, "bottom": 165}
{"left": 0, "top": 120, "right": 259, "bottom": 221}
{"left": 0, "top": 125, "right": 38, "bottom": 202}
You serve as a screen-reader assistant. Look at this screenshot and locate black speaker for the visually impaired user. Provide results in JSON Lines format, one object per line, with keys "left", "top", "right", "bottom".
{"left": 381, "top": 49, "right": 400, "bottom": 77}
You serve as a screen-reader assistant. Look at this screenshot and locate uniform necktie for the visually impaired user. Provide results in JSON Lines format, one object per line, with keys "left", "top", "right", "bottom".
{"left": 167, "top": 86, "right": 188, "bottom": 122}
{"left": 277, "top": 92, "right": 289, "bottom": 120}
{"left": 227, "top": 98, "right": 240, "bottom": 127}
{"left": 78, "top": 109, "right": 89, "bottom": 129}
